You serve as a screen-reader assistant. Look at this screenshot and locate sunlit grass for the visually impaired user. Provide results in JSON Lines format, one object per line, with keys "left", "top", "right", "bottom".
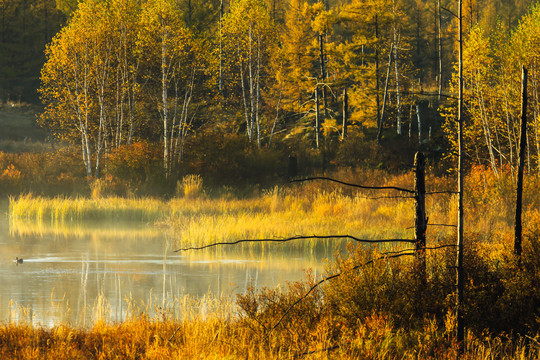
{"left": 10, "top": 194, "right": 168, "bottom": 223}
{"left": 1, "top": 306, "right": 538, "bottom": 359}
{"left": 4, "top": 167, "right": 540, "bottom": 358}
{"left": 10, "top": 186, "right": 458, "bottom": 251}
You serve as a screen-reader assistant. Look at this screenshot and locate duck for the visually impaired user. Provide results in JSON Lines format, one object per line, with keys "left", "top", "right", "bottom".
{"left": 14, "top": 257, "right": 23, "bottom": 265}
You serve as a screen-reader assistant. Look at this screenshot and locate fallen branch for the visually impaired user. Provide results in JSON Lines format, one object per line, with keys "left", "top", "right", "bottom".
{"left": 290, "top": 177, "right": 414, "bottom": 194}
{"left": 174, "top": 235, "right": 415, "bottom": 252}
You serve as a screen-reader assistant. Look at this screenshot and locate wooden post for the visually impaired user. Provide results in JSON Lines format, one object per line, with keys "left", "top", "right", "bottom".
{"left": 414, "top": 152, "right": 427, "bottom": 275}
{"left": 515, "top": 66, "right": 528, "bottom": 261}
{"left": 342, "top": 88, "right": 348, "bottom": 140}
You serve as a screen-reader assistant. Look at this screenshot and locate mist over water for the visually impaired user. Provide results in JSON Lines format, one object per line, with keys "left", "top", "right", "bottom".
{"left": 1, "top": 209, "right": 337, "bottom": 327}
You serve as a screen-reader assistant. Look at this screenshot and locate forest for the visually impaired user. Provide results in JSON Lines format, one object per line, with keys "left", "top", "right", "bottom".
{"left": 0, "top": 0, "right": 535, "bottom": 186}
{"left": 1, "top": 0, "right": 540, "bottom": 359}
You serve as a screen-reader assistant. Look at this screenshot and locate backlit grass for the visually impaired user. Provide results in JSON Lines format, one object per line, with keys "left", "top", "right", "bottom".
{"left": 5, "top": 168, "right": 540, "bottom": 358}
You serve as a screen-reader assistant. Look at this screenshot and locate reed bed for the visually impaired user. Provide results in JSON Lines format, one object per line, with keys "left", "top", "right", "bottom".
{"left": 9, "top": 188, "right": 457, "bottom": 251}
{"left": 9, "top": 219, "right": 163, "bottom": 239}
{"left": 9, "top": 194, "right": 168, "bottom": 223}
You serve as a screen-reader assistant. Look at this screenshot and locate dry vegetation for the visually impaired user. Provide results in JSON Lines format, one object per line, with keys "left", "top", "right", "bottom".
{"left": 4, "top": 167, "right": 540, "bottom": 358}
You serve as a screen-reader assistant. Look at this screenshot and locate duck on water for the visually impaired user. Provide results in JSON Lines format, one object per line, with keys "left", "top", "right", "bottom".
{"left": 14, "top": 257, "right": 23, "bottom": 265}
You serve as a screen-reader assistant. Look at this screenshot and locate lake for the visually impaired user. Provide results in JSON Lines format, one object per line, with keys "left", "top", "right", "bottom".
{"left": 1, "top": 210, "right": 340, "bottom": 327}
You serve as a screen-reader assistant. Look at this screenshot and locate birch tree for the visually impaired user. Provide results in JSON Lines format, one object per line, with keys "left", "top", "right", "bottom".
{"left": 221, "top": 0, "right": 277, "bottom": 147}
{"left": 138, "top": 0, "right": 197, "bottom": 173}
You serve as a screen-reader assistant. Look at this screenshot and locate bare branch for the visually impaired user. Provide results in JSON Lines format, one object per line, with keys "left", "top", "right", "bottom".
{"left": 441, "top": 6, "right": 458, "bottom": 18}
{"left": 406, "top": 223, "right": 457, "bottom": 229}
{"left": 356, "top": 195, "right": 415, "bottom": 200}
{"left": 426, "top": 191, "right": 459, "bottom": 195}
{"left": 270, "top": 251, "right": 416, "bottom": 331}
{"left": 290, "top": 177, "right": 414, "bottom": 194}
{"left": 290, "top": 344, "right": 340, "bottom": 359}
{"left": 174, "top": 235, "right": 415, "bottom": 252}
{"left": 270, "top": 244, "right": 458, "bottom": 331}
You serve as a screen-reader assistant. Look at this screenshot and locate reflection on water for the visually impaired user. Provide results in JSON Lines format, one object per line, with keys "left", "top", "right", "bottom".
{"left": 2, "top": 214, "right": 343, "bottom": 327}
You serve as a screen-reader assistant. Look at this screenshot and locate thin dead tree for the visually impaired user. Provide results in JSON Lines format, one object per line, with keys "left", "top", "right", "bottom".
{"left": 515, "top": 66, "right": 528, "bottom": 261}
{"left": 456, "top": 0, "right": 465, "bottom": 347}
{"left": 377, "top": 43, "right": 394, "bottom": 143}
{"left": 173, "top": 153, "right": 460, "bottom": 343}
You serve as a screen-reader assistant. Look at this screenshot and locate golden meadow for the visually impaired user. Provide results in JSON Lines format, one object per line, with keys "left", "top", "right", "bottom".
{"left": 4, "top": 168, "right": 540, "bottom": 359}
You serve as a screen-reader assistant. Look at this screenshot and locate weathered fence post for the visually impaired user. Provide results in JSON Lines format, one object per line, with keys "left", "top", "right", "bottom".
{"left": 414, "top": 152, "right": 427, "bottom": 277}
{"left": 515, "top": 66, "right": 528, "bottom": 262}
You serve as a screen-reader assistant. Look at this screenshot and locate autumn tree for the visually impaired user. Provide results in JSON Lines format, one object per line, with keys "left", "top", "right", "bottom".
{"left": 221, "top": 0, "right": 277, "bottom": 147}
{"left": 40, "top": 0, "right": 111, "bottom": 177}
{"left": 40, "top": 0, "right": 200, "bottom": 177}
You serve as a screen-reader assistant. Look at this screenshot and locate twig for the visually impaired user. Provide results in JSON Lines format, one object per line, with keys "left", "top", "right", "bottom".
{"left": 356, "top": 195, "right": 415, "bottom": 200}
{"left": 290, "top": 177, "right": 414, "bottom": 194}
{"left": 406, "top": 223, "right": 457, "bottom": 229}
{"left": 441, "top": 6, "right": 458, "bottom": 18}
{"left": 525, "top": 335, "right": 540, "bottom": 349}
{"left": 174, "top": 235, "right": 415, "bottom": 252}
{"left": 168, "top": 326, "right": 181, "bottom": 343}
{"left": 290, "top": 344, "right": 340, "bottom": 359}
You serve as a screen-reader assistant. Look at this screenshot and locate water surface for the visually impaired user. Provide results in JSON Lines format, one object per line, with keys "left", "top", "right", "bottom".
{"left": 1, "top": 211, "right": 340, "bottom": 327}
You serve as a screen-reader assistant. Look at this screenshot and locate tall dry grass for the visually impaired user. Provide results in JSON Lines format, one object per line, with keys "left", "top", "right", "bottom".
{"left": 4, "top": 167, "right": 540, "bottom": 358}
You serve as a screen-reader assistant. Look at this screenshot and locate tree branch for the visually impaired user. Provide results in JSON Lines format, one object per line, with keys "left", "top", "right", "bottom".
{"left": 426, "top": 191, "right": 459, "bottom": 195}
{"left": 290, "top": 177, "right": 414, "bottom": 194}
{"left": 174, "top": 235, "right": 416, "bottom": 252}
{"left": 270, "top": 244, "right": 458, "bottom": 331}
{"left": 441, "top": 6, "right": 458, "bottom": 18}
{"left": 290, "top": 344, "right": 340, "bottom": 359}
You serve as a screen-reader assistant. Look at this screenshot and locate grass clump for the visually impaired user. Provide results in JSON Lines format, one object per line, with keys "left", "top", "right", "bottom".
{"left": 176, "top": 174, "right": 204, "bottom": 199}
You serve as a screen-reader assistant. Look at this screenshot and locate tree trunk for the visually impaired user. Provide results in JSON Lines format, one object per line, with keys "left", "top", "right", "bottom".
{"left": 456, "top": 0, "right": 465, "bottom": 347}
{"left": 417, "top": 104, "right": 421, "bottom": 145}
{"left": 319, "top": 33, "right": 328, "bottom": 119}
{"left": 342, "top": 87, "right": 348, "bottom": 140}
{"left": 161, "top": 32, "right": 169, "bottom": 174}
{"left": 219, "top": 0, "right": 224, "bottom": 92}
{"left": 375, "top": 15, "right": 381, "bottom": 132}
{"left": 515, "top": 66, "right": 528, "bottom": 261}
{"left": 414, "top": 151, "right": 427, "bottom": 278}
{"left": 315, "top": 86, "right": 320, "bottom": 149}
{"left": 437, "top": 0, "right": 443, "bottom": 100}
{"left": 393, "top": 11, "right": 402, "bottom": 135}
{"left": 377, "top": 43, "right": 393, "bottom": 143}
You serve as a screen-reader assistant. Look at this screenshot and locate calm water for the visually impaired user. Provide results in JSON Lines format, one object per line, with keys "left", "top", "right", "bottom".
{"left": 1, "top": 211, "right": 339, "bottom": 327}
